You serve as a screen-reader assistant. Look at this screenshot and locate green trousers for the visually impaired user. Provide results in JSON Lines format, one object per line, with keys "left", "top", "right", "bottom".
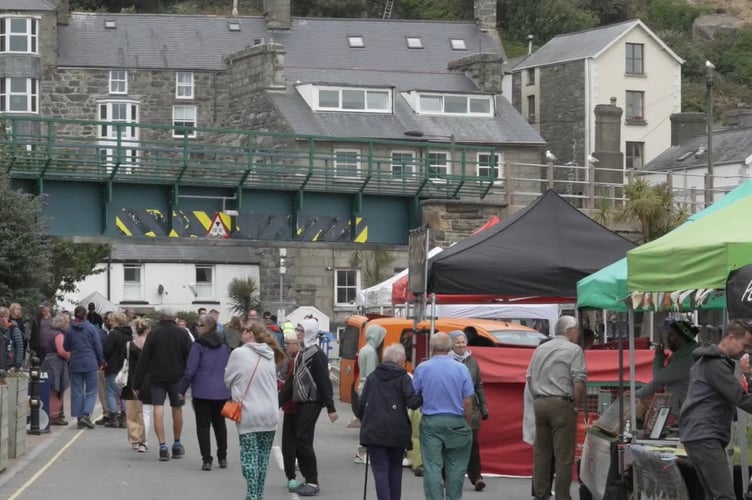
{"left": 532, "top": 399, "right": 576, "bottom": 500}
{"left": 420, "top": 414, "right": 472, "bottom": 500}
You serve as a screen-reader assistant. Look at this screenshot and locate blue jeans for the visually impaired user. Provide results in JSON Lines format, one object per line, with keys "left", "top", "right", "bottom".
{"left": 70, "top": 370, "right": 98, "bottom": 418}
{"left": 105, "top": 373, "right": 119, "bottom": 416}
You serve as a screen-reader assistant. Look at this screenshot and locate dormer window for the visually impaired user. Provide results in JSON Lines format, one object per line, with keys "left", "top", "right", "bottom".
{"left": 408, "top": 92, "right": 493, "bottom": 116}
{"left": 0, "top": 18, "right": 38, "bottom": 54}
{"left": 297, "top": 84, "right": 391, "bottom": 113}
{"left": 348, "top": 36, "right": 364, "bottom": 48}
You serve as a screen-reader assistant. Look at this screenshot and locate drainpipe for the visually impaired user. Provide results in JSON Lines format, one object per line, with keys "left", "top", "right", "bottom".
{"left": 106, "top": 247, "right": 112, "bottom": 300}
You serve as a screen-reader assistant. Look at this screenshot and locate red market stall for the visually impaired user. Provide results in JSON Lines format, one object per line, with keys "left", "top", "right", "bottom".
{"left": 472, "top": 347, "right": 654, "bottom": 477}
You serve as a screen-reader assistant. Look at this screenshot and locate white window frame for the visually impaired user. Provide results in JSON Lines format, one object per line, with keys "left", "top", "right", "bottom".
{"left": 109, "top": 70, "right": 128, "bottom": 95}
{"left": 390, "top": 150, "right": 415, "bottom": 178}
{"left": 314, "top": 86, "right": 391, "bottom": 113}
{"left": 416, "top": 93, "right": 493, "bottom": 116}
{"left": 427, "top": 151, "right": 451, "bottom": 180}
{"left": 97, "top": 100, "right": 140, "bottom": 173}
{"left": 176, "top": 71, "right": 194, "bottom": 99}
{"left": 0, "top": 17, "right": 38, "bottom": 54}
{"left": 334, "top": 149, "right": 360, "bottom": 178}
{"left": 0, "top": 77, "right": 37, "bottom": 113}
{"left": 334, "top": 269, "right": 361, "bottom": 306}
{"left": 173, "top": 105, "right": 197, "bottom": 138}
{"left": 477, "top": 152, "right": 503, "bottom": 180}
{"left": 123, "top": 264, "right": 144, "bottom": 300}
{"left": 195, "top": 265, "right": 215, "bottom": 300}
{"left": 625, "top": 43, "right": 644, "bottom": 75}
{"left": 406, "top": 37, "right": 423, "bottom": 49}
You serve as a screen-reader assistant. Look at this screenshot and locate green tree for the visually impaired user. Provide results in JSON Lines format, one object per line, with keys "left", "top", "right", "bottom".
{"left": 618, "top": 178, "right": 687, "bottom": 243}
{"left": 0, "top": 176, "right": 52, "bottom": 310}
{"left": 292, "top": 0, "right": 366, "bottom": 17}
{"left": 44, "top": 240, "right": 110, "bottom": 303}
{"left": 227, "top": 276, "right": 261, "bottom": 318}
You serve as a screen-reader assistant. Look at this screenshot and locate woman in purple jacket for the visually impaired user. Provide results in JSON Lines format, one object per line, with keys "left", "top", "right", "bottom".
{"left": 179, "top": 314, "right": 231, "bottom": 471}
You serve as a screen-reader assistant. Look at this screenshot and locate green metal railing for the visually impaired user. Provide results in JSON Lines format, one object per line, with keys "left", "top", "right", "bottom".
{"left": 0, "top": 115, "right": 499, "bottom": 200}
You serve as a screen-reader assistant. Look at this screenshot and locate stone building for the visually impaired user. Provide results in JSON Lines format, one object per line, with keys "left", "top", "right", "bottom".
{"left": 0, "top": 0, "right": 544, "bottom": 328}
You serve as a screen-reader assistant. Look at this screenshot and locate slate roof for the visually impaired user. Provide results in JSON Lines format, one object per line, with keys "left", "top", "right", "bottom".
{"left": 270, "top": 92, "right": 545, "bottom": 145}
{"left": 0, "top": 0, "right": 56, "bottom": 10}
{"left": 515, "top": 19, "right": 682, "bottom": 70}
{"left": 109, "top": 242, "right": 260, "bottom": 264}
{"left": 644, "top": 127, "right": 752, "bottom": 171}
{"left": 58, "top": 14, "right": 502, "bottom": 71}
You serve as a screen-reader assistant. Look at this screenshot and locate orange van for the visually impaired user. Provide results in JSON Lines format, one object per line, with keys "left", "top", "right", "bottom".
{"left": 338, "top": 315, "right": 545, "bottom": 404}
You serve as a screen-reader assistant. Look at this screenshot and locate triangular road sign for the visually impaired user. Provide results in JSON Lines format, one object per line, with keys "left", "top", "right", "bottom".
{"left": 207, "top": 212, "right": 231, "bottom": 239}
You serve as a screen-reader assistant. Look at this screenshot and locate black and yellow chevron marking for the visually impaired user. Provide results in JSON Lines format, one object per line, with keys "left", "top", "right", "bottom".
{"left": 116, "top": 209, "right": 367, "bottom": 242}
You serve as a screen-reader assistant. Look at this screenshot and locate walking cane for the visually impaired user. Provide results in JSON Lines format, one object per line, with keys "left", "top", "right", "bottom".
{"left": 362, "top": 447, "right": 369, "bottom": 500}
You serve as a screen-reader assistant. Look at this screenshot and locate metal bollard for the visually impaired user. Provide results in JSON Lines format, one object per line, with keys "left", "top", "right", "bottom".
{"left": 28, "top": 356, "right": 41, "bottom": 435}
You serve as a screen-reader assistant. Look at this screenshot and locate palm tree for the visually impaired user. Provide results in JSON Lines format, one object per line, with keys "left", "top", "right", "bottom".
{"left": 227, "top": 276, "right": 261, "bottom": 318}
{"left": 619, "top": 178, "right": 688, "bottom": 243}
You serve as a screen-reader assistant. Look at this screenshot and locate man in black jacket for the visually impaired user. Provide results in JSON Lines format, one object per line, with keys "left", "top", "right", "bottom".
{"left": 358, "top": 343, "right": 422, "bottom": 500}
{"left": 133, "top": 311, "right": 192, "bottom": 462}
{"left": 680, "top": 319, "right": 752, "bottom": 499}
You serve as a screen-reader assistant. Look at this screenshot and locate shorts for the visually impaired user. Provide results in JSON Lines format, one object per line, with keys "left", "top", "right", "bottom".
{"left": 150, "top": 382, "right": 184, "bottom": 407}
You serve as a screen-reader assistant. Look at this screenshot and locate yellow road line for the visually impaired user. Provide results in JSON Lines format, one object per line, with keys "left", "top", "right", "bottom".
{"left": 8, "top": 429, "right": 85, "bottom": 500}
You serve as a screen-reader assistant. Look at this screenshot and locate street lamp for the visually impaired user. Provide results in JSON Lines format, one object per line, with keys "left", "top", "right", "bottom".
{"left": 706, "top": 60, "right": 715, "bottom": 205}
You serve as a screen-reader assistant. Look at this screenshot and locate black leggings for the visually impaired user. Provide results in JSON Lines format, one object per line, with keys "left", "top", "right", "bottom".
{"left": 296, "top": 402, "right": 323, "bottom": 485}
{"left": 192, "top": 397, "right": 227, "bottom": 463}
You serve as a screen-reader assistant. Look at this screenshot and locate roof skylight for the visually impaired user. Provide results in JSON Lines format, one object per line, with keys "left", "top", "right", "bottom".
{"left": 104, "top": 19, "right": 116, "bottom": 29}
{"left": 450, "top": 38, "right": 467, "bottom": 50}
{"left": 406, "top": 37, "right": 423, "bottom": 49}
{"left": 348, "top": 36, "right": 365, "bottom": 48}
{"left": 228, "top": 20, "right": 241, "bottom": 31}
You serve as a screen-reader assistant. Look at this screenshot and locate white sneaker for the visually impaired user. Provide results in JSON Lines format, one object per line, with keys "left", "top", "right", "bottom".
{"left": 402, "top": 457, "right": 412, "bottom": 467}
{"left": 353, "top": 454, "right": 367, "bottom": 464}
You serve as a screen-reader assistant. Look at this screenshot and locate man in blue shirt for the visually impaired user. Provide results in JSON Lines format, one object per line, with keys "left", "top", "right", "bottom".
{"left": 413, "top": 332, "right": 474, "bottom": 500}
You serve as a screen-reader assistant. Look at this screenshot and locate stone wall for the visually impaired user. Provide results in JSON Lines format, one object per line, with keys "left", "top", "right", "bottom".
{"left": 421, "top": 199, "right": 505, "bottom": 247}
{"left": 448, "top": 53, "right": 503, "bottom": 94}
{"left": 539, "top": 60, "right": 586, "bottom": 165}
{"left": 254, "top": 244, "right": 409, "bottom": 327}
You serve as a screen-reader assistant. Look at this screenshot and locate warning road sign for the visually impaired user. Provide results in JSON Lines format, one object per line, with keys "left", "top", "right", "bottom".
{"left": 207, "top": 213, "right": 231, "bottom": 239}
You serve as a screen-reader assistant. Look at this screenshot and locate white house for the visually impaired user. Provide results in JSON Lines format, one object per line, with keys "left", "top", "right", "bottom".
{"left": 511, "top": 19, "right": 684, "bottom": 169}
{"left": 61, "top": 243, "right": 260, "bottom": 322}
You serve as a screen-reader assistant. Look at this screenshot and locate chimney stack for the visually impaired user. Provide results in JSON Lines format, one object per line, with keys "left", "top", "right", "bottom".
{"left": 670, "top": 113, "right": 706, "bottom": 146}
{"left": 56, "top": 0, "right": 70, "bottom": 25}
{"left": 724, "top": 104, "right": 752, "bottom": 129}
{"left": 592, "top": 98, "right": 624, "bottom": 183}
{"left": 474, "top": 0, "right": 497, "bottom": 31}
{"left": 263, "top": 0, "right": 290, "bottom": 30}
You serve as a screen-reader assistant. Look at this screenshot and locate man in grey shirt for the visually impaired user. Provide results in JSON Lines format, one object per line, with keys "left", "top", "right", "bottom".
{"left": 526, "top": 316, "right": 587, "bottom": 500}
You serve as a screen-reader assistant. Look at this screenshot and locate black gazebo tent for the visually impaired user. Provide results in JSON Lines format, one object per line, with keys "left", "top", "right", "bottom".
{"left": 427, "top": 190, "right": 636, "bottom": 299}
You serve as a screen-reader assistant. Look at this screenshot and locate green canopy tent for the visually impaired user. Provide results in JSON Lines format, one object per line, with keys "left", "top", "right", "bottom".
{"left": 627, "top": 193, "right": 752, "bottom": 292}
{"left": 577, "top": 180, "right": 752, "bottom": 310}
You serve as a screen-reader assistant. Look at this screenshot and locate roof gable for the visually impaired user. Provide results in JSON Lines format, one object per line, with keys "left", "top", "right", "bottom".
{"left": 516, "top": 19, "right": 682, "bottom": 70}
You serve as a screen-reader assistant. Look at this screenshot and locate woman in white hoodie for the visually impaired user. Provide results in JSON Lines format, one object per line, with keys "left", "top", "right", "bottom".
{"left": 225, "top": 322, "right": 285, "bottom": 500}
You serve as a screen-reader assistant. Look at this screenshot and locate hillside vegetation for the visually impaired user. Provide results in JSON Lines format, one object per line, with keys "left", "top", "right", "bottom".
{"left": 69, "top": 0, "right": 752, "bottom": 120}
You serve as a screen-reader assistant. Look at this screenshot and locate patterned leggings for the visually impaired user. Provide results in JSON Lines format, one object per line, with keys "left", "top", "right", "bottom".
{"left": 239, "top": 431, "right": 276, "bottom": 500}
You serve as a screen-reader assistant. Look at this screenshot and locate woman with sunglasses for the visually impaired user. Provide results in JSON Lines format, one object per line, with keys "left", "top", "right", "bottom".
{"left": 179, "top": 314, "right": 231, "bottom": 471}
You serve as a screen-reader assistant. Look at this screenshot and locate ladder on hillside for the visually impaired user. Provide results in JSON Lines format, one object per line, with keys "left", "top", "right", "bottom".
{"left": 382, "top": 0, "right": 395, "bottom": 19}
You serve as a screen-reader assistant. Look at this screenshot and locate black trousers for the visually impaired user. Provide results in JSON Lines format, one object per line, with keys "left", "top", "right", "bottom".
{"left": 282, "top": 412, "right": 298, "bottom": 480}
{"left": 192, "top": 397, "right": 227, "bottom": 464}
{"left": 467, "top": 428, "right": 482, "bottom": 484}
{"left": 296, "top": 402, "right": 323, "bottom": 485}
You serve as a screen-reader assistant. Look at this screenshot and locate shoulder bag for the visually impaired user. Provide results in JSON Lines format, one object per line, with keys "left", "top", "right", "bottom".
{"left": 115, "top": 342, "right": 130, "bottom": 390}
{"left": 222, "top": 357, "right": 261, "bottom": 422}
